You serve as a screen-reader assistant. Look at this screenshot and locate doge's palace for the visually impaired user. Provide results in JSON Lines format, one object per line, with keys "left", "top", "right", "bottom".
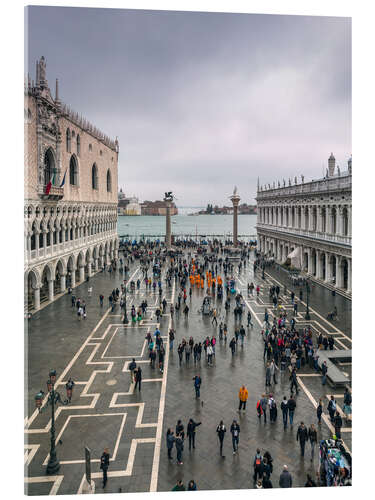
{"left": 256, "top": 154, "right": 352, "bottom": 297}
{"left": 24, "top": 57, "right": 119, "bottom": 312}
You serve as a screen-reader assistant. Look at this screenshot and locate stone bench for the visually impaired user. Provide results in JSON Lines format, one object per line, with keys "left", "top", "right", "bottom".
{"left": 317, "top": 350, "right": 351, "bottom": 386}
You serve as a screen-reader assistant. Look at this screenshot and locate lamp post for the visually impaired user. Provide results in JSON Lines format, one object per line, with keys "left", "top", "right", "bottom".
{"left": 35, "top": 370, "right": 73, "bottom": 474}
{"left": 122, "top": 281, "right": 129, "bottom": 324}
{"left": 305, "top": 279, "right": 311, "bottom": 320}
{"left": 262, "top": 260, "right": 265, "bottom": 280}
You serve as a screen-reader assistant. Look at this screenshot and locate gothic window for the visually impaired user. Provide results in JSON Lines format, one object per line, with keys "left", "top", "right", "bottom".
{"left": 89, "top": 144, "right": 92, "bottom": 152}
{"left": 77, "top": 135, "right": 80, "bottom": 156}
{"left": 31, "top": 222, "right": 36, "bottom": 251}
{"left": 69, "top": 155, "right": 78, "bottom": 186}
{"left": 44, "top": 148, "right": 55, "bottom": 185}
{"left": 331, "top": 207, "right": 337, "bottom": 234}
{"left": 66, "top": 128, "right": 71, "bottom": 152}
{"left": 343, "top": 207, "right": 349, "bottom": 236}
{"left": 107, "top": 169, "right": 112, "bottom": 192}
{"left": 92, "top": 164, "right": 99, "bottom": 190}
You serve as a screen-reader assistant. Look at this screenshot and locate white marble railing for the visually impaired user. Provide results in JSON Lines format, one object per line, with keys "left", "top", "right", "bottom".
{"left": 256, "top": 223, "right": 351, "bottom": 246}
{"left": 26, "top": 230, "right": 118, "bottom": 265}
{"left": 257, "top": 173, "right": 351, "bottom": 199}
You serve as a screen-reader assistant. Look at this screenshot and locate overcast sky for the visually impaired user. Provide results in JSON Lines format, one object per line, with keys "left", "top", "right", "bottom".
{"left": 26, "top": 7, "right": 351, "bottom": 206}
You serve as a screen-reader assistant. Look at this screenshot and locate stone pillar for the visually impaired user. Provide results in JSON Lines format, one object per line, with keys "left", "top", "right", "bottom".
{"left": 34, "top": 287, "right": 40, "bottom": 311}
{"left": 71, "top": 270, "right": 76, "bottom": 288}
{"left": 87, "top": 260, "right": 93, "bottom": 277}
{"left": 164, "top": 199, "right": 172, "bottom": 250}
{"left": 337, "top": 208, "right": 343, "bottom": 236}
{"left": 35, "top": 230, "right": 40, "bottom": 256}
{"left": 317, "top": 207, "right": 323, "bottom": 232}
{"left": 79, "top": 266, "right": 85, "bottom": 282}
{"left": 48, "top": 279, "right": 54, "bottom": 302}
{"left": 60, "top": 274, "right": 66, "bottom": 293}
{"left": 324, "top": 253, "right": 329, "bottom": 282}
{"left": 43, "top": 231, "right": 47, "bottom": 250}
{"left": 307, "top": 248, "right": 312, "bottom": 274}
{"left": 348, "top": 206, "right": 352, "bottom": 237}
{"left": 347, "top": 259, "right": 352, "bottom": 292}
{"left": 94, "top": 258, "right": 99, "bottom": 271}
{"left": 316, "top": 250, "right": 321, "bottom": 279}
{"left": 326, "top": 207, "right": 332, "bottom": 234}
{"left": 230, "top": 190, "right": 241, "bottom": 247}
{"left": 335, "top": 256, "right": 342, "bottom": 288}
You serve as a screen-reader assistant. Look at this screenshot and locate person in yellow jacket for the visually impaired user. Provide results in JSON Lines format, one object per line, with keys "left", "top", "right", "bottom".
{"left": 238, "top": 385, "right": 249, "bottom": 411}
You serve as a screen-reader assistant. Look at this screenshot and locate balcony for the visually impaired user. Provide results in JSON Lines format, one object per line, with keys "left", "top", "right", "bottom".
{"left": 38, "top": 185, "right": 64, "bottom": 201}
{"left": 256, "top": 223, "right": 351, "bottom": 247}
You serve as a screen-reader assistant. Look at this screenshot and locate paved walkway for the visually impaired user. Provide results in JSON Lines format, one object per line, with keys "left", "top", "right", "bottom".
{"left": 25, "top": 252, "right": 351, "bottom": 494}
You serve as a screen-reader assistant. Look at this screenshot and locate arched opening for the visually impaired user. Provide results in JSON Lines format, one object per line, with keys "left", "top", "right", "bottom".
{"left": 77, "top": 135, "right": 81, "bottom": 156}
{"left": 342, "top": 207, "right": 349, "bottom": 236}
{"left": 303, "top": 251, "right": 308, "bottom": 272}
{"left": 69, "top": 155, "right": 78, "bottom": 185}
{"left": 311, "top": 249, "right": 317, "bottom": 276}
{"left": 297, "top": 207, "right": 302, "bottom": 228}
{"left": 321, "top": 207, "right": 326, "bottom": 232}
{"left": 92, "top": 164, "right": 98, "bottom": 190}
{"left": 291, "top": 207, "right": 295, "bottom": 228}
{"left": 312, "top": 207, "right": 317, "bottom": 231}
{"left": 31, "top": 221, "right": 37, "bottom": 251}
{"left": 320, "top": 253, "right": 326, "bottom": 280}
{"left": 341, "top": 259, "right": 348, "bottom": 290}
{"left": 331, "top": 207, "right": 337, "bottom": 234}
{"left": 304, "top": 207, "right": 309, "bottom": 230}
{"left": 40, "top": 265, "right": 52, "bottom": 305}
{"left": 44, "top": 148, "right": 55, "bottom": 186}
{"left": 26, "top": 270, "right": 38, "bottom": 310}
{"left": 55, "top": 260, "right": 64, "bottom": 294}
{"left": 66, "top": 128, "right": 71, "bottom": 152}
{"left": 330, "top": 255, "right": 337, "bottom": 284}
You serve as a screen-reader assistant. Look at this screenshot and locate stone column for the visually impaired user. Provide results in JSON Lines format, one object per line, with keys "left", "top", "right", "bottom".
{"left": 337, "top": 208, "right": 343, "bottom": 236}
{"left": 60, "top": 274, "right": 66, "bottom": 293}
{"left": 70, "top": 270, "right": 76, "bottom": 288}
{"left": 164, "top": 199, "right": 172, "bottom": 250}
{"left": 79, "top": 266, "right": 85, "bottom": 282}
{"left": 316, "top": 250, "right": 321, "bottom": 278}
{"left": 48, "top": 279, "right": 54, "bottom": 302}
{"left": 35, "top": 230, "right": 40, "bottom": 257}
{"left": 317, "top": 207, "right": 323, "bottom": 232}
{"left": 34, "top": 287, "right": 40, "bottom": 311}
{"left": 324, "top": 253, "right": 329, "bottom": 282}
{"left": 307, "top": 248, "right": 312, "bottom": 274}
{"left": 230, "top": 190, "right": 241, "bottom": 247}
{"left": 326, "top": 207, "right": 332, "bottom": 234}
{"left": 347, "top": 259, "right": 352, "bottom": 292}
{"left": 348, "top": 206, "right": 352, "bottom": 237}
{"left": 335, "top": 255, "right": 342, "bottom": 288}
{"left": 87, "top": 260, "right": 93, "bottom": 277}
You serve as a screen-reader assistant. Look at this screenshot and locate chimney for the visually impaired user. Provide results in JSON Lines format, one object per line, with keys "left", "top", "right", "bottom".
{"left": 328, "top": 153, "right": 336, "bottom": 177}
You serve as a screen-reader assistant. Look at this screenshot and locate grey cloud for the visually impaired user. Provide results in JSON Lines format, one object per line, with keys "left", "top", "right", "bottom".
{"left": 27, "top": 7, "right": 351, "bottom": 206}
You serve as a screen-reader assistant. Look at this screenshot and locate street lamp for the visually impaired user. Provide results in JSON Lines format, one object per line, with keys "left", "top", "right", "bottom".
{"left": 35, "top": 370, "right": 73, "bottom": 474}
{"left": 305, "top": 279, "right": 311, "bottom": 320}
{"left": 122, "top": 281, "right": 129, "bottom": 324}
{"left": 262, "top": 260, "right": 265, "bottom": 280}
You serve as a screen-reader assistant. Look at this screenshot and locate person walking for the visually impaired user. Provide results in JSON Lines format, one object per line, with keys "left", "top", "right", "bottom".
{"left": 216, "top": 420, "right": 226, "bottom": 457}
{"left": 247, "top": 310, "right": 253, "bottom": 328}
{"left": 334, "top": 411, "right": 343, "bottom": 439}
{"left": 166, "top": 429, "right": 175, "bottom": 459}
{"left": 321, "top": 360, "right": 328, "bottom": 385}
{"left": 134, "top": 367, "right": 142, "bottom": 392}
{"left": 279, "top": 465, "right": 292, "bottom": 488}
{"left": 290, "top": 367, "right": 299, "bottom": 394}
{"left": 260, "top": 394, "right": 268, "bottom": 423}
{"left": 308, "top": 423, "right": 318, "bottom": 461}
{"left": 230, "top": 420, "right": 240, "bottom": 454}
{"left": 270, "top": 359, "right": 279, "bottom": 384}
{"left": 100, "top": 448, "right": 110, "bottom": 488}
{"left": 169, "top": 329, "right": 175, "bottom": 351}
{"left": 281, "top": 396, "right": 288, "bottom": 430}
{"left": 187, "top": 418, "right": 201, "bottom": 450}
{"left": 193, "top": 375, "right": 202, "bottom": 398}
{"left": 175, "top": 434, "right": 184, "bottom": 465}
{"left": 253, "top": 449, "right": 264, "bottom": 485}
{"left": 317, "top": 399, "right": 323, "bottom": 425}
{"left": 327, "top": 396, "right": 337, "bottom": 422}
{"left": 176, "top": 419, "right": 185, "bottom": 440}
{"left": 238, "top": 385, "right": 249, "bottom": 412}
{"left": 265, "top": 362, "right": 271, "bottom": 387}
{"left": 287, "top": 395, "right": 296, "bottom": 426}
{"left": 296, "top": 422, "right": 308, "bottom": 457}
{"left": 129, "top": 358, "right": 137, "bottom": 383}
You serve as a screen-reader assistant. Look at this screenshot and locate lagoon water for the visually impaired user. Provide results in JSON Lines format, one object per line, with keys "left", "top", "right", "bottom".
{"left": 117, "top": 209, "right": 257, "bottom": 241}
